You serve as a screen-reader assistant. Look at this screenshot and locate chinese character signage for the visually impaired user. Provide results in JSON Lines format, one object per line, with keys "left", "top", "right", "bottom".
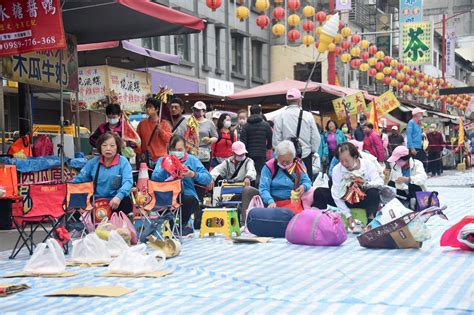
{"left": 400, "top": 0, "right": 423, "bottom": 23}
{"left": 335, "top": 0, "right": 351, "bottom": 11}
{"left": 402, "top": 22, "right": 432, "bottom": 66}
{"left": 445, "top": 28, "right": 456, "bottom": 77}
{"left": 332, "top": 92, "right": 366, "bottom": 120}
{"left": 367, "top": 90, "right": 400, "bottom": 117}
{"left": 0, "top": 0, "right": 65, "bottom": 56}
{"left": 77, "top": 65, "right": 151, "bottom": 112}
{"left": 2, "top": 33, "right": 78, "bottom": 91}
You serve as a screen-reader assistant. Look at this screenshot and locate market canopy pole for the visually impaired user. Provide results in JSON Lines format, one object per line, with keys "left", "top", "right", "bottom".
{"left": 0, "top": 60, "right": 4, "bottom": 154}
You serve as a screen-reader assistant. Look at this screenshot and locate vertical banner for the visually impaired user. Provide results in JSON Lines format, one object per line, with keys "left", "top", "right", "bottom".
{"left": 335, "top": 0, "right": 351, "bottom": 11}
{"left": 402, "top": 22, "right": 432, "bottom": 66}
{"left": 400, "top": 0, "right": 423, "bottom": 23}
{"left": 0, "top": 0, "right": 66, "bottom": 56}
{"left": 445, "top": 28, "right": 456, "bottom": 77}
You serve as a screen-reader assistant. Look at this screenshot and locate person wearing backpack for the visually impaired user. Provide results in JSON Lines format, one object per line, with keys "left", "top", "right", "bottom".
{"left": 273, "top": 88, "right": 320, "bottom": 180}
{"left": 211, "top": 113, "right": 236, "bottom": 167}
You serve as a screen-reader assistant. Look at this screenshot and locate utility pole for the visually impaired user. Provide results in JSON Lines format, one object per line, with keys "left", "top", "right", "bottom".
{"left": 441, "top": 14, "right": 446, "bottom": 113}
{"left": 328, "top": 0, "right": 336, "bottom": 85}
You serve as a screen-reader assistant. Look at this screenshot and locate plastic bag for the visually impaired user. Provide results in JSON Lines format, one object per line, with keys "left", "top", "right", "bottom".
{"left": 109, "top": 211, "right": 138, "bottom": 245}
{"left": 95, "top": 217, "right": 116, "bottom": 240}
{"left": 107, "top": 244, "right": 166, "bottom": 275}
{"left": 108, "top": 230, "right": 129, "bottom": 257}
{"left": 23, "top": 239, "right": 66, "bottom": 274}
{"left": 408, "top": 217, "right": 431, "bottom": 242}
{"left": 313, "top": 173, "right": 329, "bottom": 189}
{"left": 71, "top": 233, "right": 112, "bottom": 264}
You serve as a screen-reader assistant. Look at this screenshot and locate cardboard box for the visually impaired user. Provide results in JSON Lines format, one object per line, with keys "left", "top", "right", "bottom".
{"left": 45, "top": 286, "right": 135, "bottom": 297}
{"left": 357, "top": 212, "right": 422, "bottom": 249}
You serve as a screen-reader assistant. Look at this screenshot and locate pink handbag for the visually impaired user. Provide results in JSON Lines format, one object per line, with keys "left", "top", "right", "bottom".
{"left": 243, "top": 195, "right": 265, "bottom": 232}
{"left": 110, "top": 211, "right": 138, "bottom": 245}
{"left": 285, "top": 209, "right": 347, "bottom": 246}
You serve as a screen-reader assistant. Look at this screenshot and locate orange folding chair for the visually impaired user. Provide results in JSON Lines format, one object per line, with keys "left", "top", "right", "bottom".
{"left": 64, "top": 182, "right": 95, "bottom": 237}
{"left": 138, "top": 179, "right": 183, "bottom": 241}
{"left": 10, "top": 183, "right": 67, "bottom": 259}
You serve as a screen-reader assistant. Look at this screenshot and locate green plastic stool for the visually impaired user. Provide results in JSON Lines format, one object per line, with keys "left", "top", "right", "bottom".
{"left": 342, "top": 208, "right": 368, "bottom": 228}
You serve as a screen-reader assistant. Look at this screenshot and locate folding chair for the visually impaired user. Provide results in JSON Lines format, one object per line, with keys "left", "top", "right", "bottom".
{"left": 64, "top": 182, "right": 95, "bottom": 238}
{"left": 216, "top": 181, "right": 246, "bottom": 207}
{"left": 138, "top": 179, "right": 182, "bottom": 241}
{"left": 10, "top": 183, "right": 67, "bottom": 259}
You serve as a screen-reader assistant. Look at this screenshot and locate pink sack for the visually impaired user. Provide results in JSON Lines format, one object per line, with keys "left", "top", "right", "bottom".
{"left": 301, "top": 187, "right": 315, "bottom": 209}
{"left": 285, "top": 209, "right": 347, "bottom": 246}
{"left": 110, "top": 211, "right": 138, "bottom": 245}
{"left": 243, "top": 195, "right": 265, "bottom": 232}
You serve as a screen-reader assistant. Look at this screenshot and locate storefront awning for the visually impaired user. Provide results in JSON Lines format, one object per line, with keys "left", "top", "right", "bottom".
{"left": 78, "top": 41, "right": 181, "bottom": 69}
{"left": 63, "top": 0, "right": 204, "bottom": 44}
{"left": 427, "top": 110, "right": 462, "bottom": 123}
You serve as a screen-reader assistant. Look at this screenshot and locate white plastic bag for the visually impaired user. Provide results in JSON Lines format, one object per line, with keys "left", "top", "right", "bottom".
{"left": 377, "top": 198, "right": 413, "bottom": 225}
{"left": 71, "top": 233, "right": 112, "bottom": 264}
{"left": 23, "top": 239, "right": 66, "bottom": 274}
{"left": 108, "top": 230, "right": 129, "bottom": 257}
{"left": 107, "top": 244, "right": 166, "bottom": 275}
{"left": 313, "top": 173, "right": 329, "bottom": 189}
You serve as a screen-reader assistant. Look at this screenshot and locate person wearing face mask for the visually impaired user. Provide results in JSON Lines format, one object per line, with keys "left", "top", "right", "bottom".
{"left": 388, "top": 126, "right": 404, "bottom": 154}
{"left": 387, "top": 145, "right": 427, "bottom": 209}
{"left": 426, "top": 123, "right": 444, "bottom": 177}
{"left": 407, "top": 108, "right": 428, "bottom": 170}
{"left": 322, "top": 120, "right": 347, "bottom": 167}
{"left": 210, "top": 141, "right": 256, "bottom": 186}
{"left": 331, "top": 143, "right": 384, "bottom": 226}
{"left": 211, "top": 113, "right": 236, "bottom": 167}
{"left": 189, "top": 101, "right": 218, "bottom": 170}
{"left": 259, "top": 140, "right": 312, "bottom": 213}
{"left": 168, "top": 97, "right": 187, "bottom": 137}
{"left": 235, "top": 109, "right": 248, "bottom": 140}
{"left": 152, "top": 135, "right": 212, "bottom": 233}
{"left": 362, "top": 122, "right": 385, "bottom": 163}
{"left": 340, "top": 123, "right": 352, "bottom": 141}
{"left": 89, "top": 104, "right": 123, "bottom": 148}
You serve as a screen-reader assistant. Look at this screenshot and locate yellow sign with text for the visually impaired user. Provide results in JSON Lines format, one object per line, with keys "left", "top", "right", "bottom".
{"left": 368, "top": 90, "right": 400, "bottom": 117}
{"left": 332, "top": 92, "right": 367, "bottom": 120}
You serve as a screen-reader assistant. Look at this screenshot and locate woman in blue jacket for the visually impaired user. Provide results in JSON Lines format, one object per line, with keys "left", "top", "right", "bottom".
{"left": 322, "top": 120, "right": 347, "bottom": 165}
{"left": 73, "top": 132, "right": 133, "bottom": 214}
{"left": 152, "top": 135, "right": 212, "bottom": 231}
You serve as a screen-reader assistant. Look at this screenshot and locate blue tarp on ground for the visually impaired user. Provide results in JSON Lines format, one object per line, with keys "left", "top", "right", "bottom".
{"left": 0, "top": 156, "right": 65, "bottom": 173}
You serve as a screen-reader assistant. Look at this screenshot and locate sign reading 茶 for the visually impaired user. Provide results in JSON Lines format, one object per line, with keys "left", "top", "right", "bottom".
{"left": 332, "top": 92, "right": 366, "bottom": 120}
{"left": 1, "top": 33, "right": 78, "bottom": 91}
{"left": 0, "top": 0, "right": 66, "bottom": 56}
{"left": 367, "top": 90, "right": 400, "bottom": 117}
{"left": 77, "top": 65, "right": 151, "bottom": 111}
{"left": 402, "top": 22, "right": 432, "bottom": 65}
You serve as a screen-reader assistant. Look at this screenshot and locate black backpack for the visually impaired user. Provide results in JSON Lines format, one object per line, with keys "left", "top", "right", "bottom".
{"left": 288, "top": 109, "right": 304, "bottom": 159}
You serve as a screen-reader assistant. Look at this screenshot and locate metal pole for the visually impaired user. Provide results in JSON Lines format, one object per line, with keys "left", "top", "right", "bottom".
{"left": 441, "top": 14, "right": 447, "bottom": 113}
{"left": 59, "top": 49, "right": 64, "bottom": 182}
{"left": 345, "top": 63, "right": 349, "bottom": 88}
{"left": 284, "top": 0, "right": 287, "bottom": 46}
{"left": 389, "top": 13, "right": 393, "bottom": 58}
{"left": 0, "top": 60, "right": 5, "bottom": 154}
{"left": 75, "top": 91, "right": 81, "bottom": 152}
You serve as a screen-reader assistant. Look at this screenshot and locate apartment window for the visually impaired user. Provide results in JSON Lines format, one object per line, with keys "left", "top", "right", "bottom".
{"left": 175, "top": 34, "right": 190, "bottom": 61}
{"left": 202, "top": 25, "right": 209, "bottom": 67}
{"left": 231, "top": 35, "right": 244, "bottom": 74}
{"left": 215, "top": 28, "right": 221, "bottom": 71}
{"left": 252, "top": 41, "right": 263, "bottom": 79}
{"left": 141, "top": 37, "right": 160, "bottom": 51}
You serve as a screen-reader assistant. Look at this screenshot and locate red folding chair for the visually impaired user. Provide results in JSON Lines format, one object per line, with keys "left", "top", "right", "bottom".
{"left": 10, "top": 183, "right": 67, "bottom": 259}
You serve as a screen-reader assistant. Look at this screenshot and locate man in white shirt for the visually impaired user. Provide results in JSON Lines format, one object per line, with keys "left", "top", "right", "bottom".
{"left": 273, "top": 88, "right": 320, "bottom": 180}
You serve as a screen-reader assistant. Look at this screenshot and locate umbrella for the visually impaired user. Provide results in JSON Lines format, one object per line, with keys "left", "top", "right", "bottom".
{"left": 63, "top": 0, "right": 205, "bottom": 44}
{"left": 78, "top": 41, "right": 181, "bottom": 69}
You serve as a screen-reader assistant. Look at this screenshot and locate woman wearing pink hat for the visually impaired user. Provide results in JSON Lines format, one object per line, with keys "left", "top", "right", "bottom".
{"left": 387, "top": 145, "right": 427, "bottom": 209}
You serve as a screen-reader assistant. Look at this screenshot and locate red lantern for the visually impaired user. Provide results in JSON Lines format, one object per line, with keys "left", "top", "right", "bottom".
{"left": 288, "top": 0, "right": 301, "bottom": 12}
{"left": 403, "top": 76, "right": 410, "bottom": 83}
{"left": 391, "top": 70, "right": 397, "bottom": 78}
{"left": 351, "top": 59, "right": 361, "bottom": 69}
{"left": 398, "top": 82, "right": 404, "bottom": 90}
{"left": 375, "top": 61, "right": 384, "bottom": 71}
{"left": 288, "top": 29, "right": 301, "bottom": 42}
{"left": 272, "top": 7, "right": 285, "bottom": 21}
{"left": 351, "top": 34, "right": 361, "bottom": 44}
{"left": 360, "top": 51, "right": 369, "bottom": 61}
{"left": 407, "top": 68, "right": 414, "bottom": 76}
{"left": 368, "top": 45, "right": 378, "bottom": 55}
{"left": 384, "top": 77, "right": 392, "bottom": 85}
{"left": 397, "top": 63, "right": 404, "bottom": 71}
{"left": 341, "top": 41, "right": 351, "bottom": 51}
{"left": 302, "top": 20, "right": 315, "bottom": 32}
{"left": 206, "top": 0, "right": 222, "bottom": 11}
{"left": 334, "top": 47, "right": 342, "bottom": 56}
{"left": 315, "top": 11, "right": 326, "bottom": 23}
{"left": 256, "top": 15, "right": 270, "bottom": 29}
{"left": 338, "top": 20, "right": 344, "bottom": 30}
{"left": 368, "top": 68, "right": 377, "bottom": 77}
{"left": 383, "top": 56, "right": 392, "bottom": 66}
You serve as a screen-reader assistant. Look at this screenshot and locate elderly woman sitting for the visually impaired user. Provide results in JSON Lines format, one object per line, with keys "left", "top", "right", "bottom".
{"left": 387, "top": 145, "right": 427, "bottom": 209}
{"left": 258, "top": 140, "right": 312, "bottom": 213}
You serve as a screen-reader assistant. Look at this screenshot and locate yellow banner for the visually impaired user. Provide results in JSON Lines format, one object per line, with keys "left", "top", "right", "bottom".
{"left": 1, "top": 34, "right": 78, "bottom": 91}
{"left": 368, "top": 90, "right": 400, "bottom": 117}
{"left": 402, "top": 22, "right": 432, "bottom": 66}
{"left": 332, "top": 92, "right": 367, "bottom": 120}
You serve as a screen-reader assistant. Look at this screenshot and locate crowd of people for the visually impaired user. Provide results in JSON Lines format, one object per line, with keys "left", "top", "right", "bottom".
{"left": 80, "top": 89, "right": 470, "bottom": 235}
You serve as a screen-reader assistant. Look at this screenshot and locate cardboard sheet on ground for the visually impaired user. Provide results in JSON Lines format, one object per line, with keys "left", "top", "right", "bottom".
{"left": 0, "top": 284, "right": 30, "bottom": 297}
{"left": 96, "top": 270, "right": 172, "bottom": 278}
{"left": 1, "top": 271, "right": 80, "bottom": 278}
{"left": 231, "top": 236, "right": 273, "bottom": 244}
{"left": 66, "top": 261, "right": 110, "bottom": 267}
{"left": 45, "top": 286, "right": 135, "bottom": 297}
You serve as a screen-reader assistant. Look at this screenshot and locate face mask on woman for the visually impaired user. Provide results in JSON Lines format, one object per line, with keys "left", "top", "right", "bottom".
{"left": 234, "top": 154, "right": 246, "bottom": 162}
{"left": 170, "top": 151, "right": 185, "bottom": 160}
{"left": 341, "top": 127, "right": 349, "bottom": 133}
{"left": 224, "top": 121, "right": 232, "bottom": 129}
{"left": 395, "top": 159, "right": 407, "bottom": 168}
{"left": 108, "top": 118, "right": 119, "bottom": 125}
{"left": 278, "top": 162, "right": 292, "bottom": 170}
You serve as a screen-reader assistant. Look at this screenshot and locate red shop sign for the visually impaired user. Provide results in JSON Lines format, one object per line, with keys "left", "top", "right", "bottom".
{"left": 0, "top": 0, "right": 65, "bottom": 56}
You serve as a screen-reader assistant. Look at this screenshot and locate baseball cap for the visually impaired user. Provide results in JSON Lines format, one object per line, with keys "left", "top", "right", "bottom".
{"left": 412, "top": 108, "right": 426, "bottom": 116}
{"left": 212, "top": 111, "right": 221, "bottom": 119}
{"left": 232, "top": 141, "right": 248, "bottom": 155}
{"left": 430, "top": 123, "right": 437, "bottom": 128}
{"left": 192, "top": 101, "right": 206, "bottom": 110}
{"left": 286, "top": 88, "right": 302, "bottom": 101}
{"left": 387, "top": 145, "right": 409, "bottom": 163}
{"left": 391, "top": 126, "right": 398, "bottom": 131}
{"left": 349, "top": 139, "right": 363, "bottom": 151}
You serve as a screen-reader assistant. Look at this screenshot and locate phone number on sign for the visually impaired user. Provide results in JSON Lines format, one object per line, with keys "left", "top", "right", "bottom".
{"left": 0, "top": 37, "right": 57, "bottom": 50}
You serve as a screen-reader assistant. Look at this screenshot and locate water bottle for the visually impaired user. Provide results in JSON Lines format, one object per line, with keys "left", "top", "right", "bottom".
{"left": 136, "top": 162, "right": 149, "bottom": 192}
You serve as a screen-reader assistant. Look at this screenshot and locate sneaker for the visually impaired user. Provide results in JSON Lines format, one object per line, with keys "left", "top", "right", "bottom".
{"left": 352, "top": 220, "right": 364, "bottom": 235}
{"left": 182, "top": 226, "right": 194, "bottom": 237}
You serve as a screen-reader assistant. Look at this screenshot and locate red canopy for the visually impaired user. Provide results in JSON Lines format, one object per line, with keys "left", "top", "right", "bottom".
{"left": 63, "top": 0, "right": 204, "bottom": 44}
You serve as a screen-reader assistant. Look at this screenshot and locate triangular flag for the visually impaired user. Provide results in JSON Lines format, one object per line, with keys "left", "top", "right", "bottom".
{"left": 369, "top": 99, "right": 380, "bottom": 135}
{"left": 122, "top": 114, "right": 141, "bottom": 145}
